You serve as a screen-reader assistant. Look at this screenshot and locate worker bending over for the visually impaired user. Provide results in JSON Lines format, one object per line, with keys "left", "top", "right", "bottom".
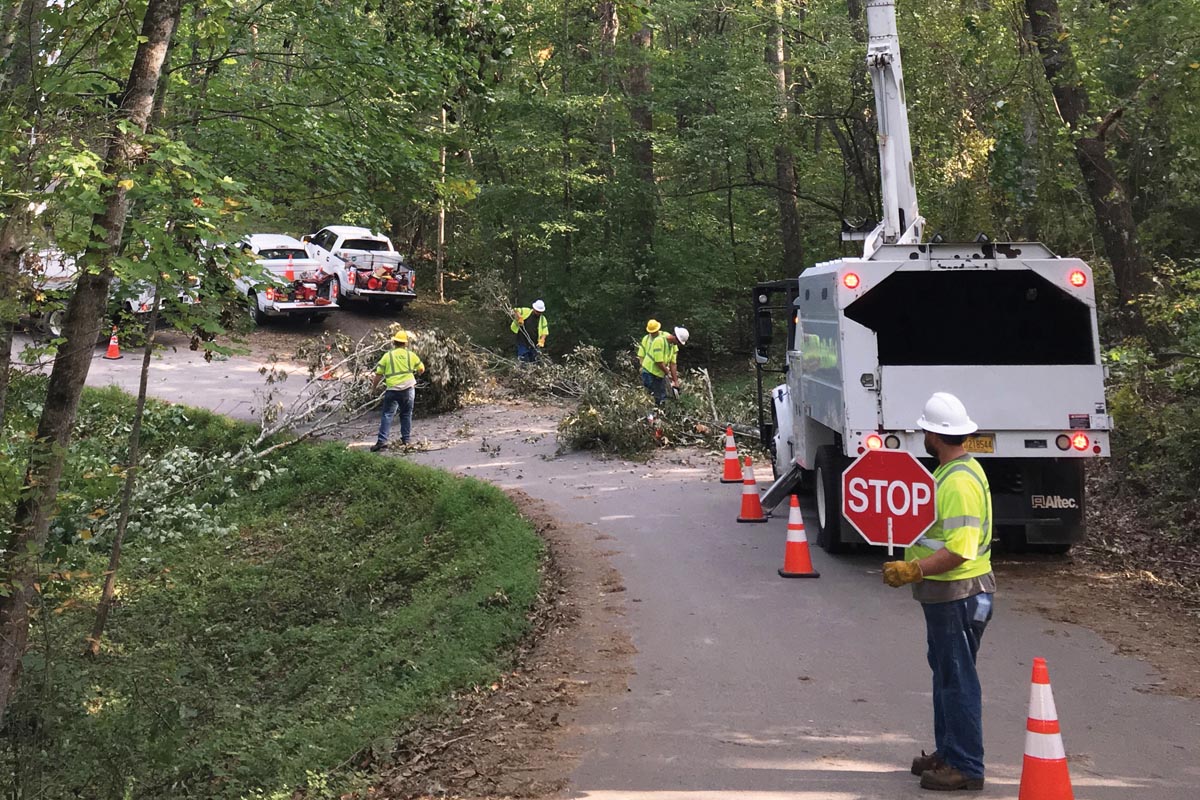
{"left": 637, "top": 321, "right": 689, "bottom": 405}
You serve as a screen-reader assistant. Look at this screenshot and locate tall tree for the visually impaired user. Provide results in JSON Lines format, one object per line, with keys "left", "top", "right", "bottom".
{"left": 627, "top": 7, "right": 655, "bottom": 306}
{"left": 0, "top": 0, "right": 184, "bottom": 721}
{"left": 0, "top": 0, "right": 41, "bottom": 426}
{"left": 1024, "top": 0, "right": 1149, "bottom": 329}
{"left": 767, "top": 0, "right": 803, "bottom": 276}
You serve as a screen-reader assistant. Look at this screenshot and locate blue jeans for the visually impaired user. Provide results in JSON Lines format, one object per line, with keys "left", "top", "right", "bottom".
{"left": 377, "top": 386, "right": 415, "bottom": 445}
{"left": 923, "top": 592, "right": 994, "bottom": 779}
{"left": 516, "top": 340, "right": 538, "bottom": 363}
{"left": 640, "top": 369, "right": 666, "bottom": 405}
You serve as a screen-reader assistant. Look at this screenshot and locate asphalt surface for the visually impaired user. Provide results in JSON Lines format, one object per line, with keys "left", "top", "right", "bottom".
{"left": 409, "top": 413, "right": 1200, "bottom": 800}
{"left": 12, "top": 330, "right": 305, "bottom": 423}
{"left": 21, "top": 331, "right": 1200, "bottom": 799}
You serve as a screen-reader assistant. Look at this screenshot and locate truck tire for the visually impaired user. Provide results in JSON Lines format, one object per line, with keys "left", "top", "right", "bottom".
{"left": 815, "top": 445, "right": 851, "bottom": 554}
{"left": 248, "top": 292, "right": 267, "bottom": 326}
{"left": 42, "top": 309, "right": 65, "bottom": 338}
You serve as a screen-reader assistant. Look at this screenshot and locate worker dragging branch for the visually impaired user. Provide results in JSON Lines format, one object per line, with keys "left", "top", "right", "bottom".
{"left": 510, "top": 300, "right": 548, "bottom": 363}
{"left": 370, "top": 330, "right": 426, "bottom": 452}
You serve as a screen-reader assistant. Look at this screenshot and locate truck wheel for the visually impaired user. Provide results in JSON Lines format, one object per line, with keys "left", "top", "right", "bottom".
{"left": 42, "top": 309, "right": 65, "bottom": 338}
{"left": 249, "top": 292, "right": 267, "bottom": 325}
{"left": 814, "top": 445, "right": 850, "bottom": 554}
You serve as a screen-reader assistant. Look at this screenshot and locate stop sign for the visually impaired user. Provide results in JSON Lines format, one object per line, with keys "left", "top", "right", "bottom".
{"left": 842, "top": 450, "right": 937, "bottom": 553}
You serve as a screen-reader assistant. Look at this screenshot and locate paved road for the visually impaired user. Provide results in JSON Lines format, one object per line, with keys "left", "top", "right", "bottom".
{"left": 410, "top": 412, "right": 1200, "bottom": 800}
{"left": 36, "top": 335, "right": 1200, "bottom": 799}
{"left": 12, "top": 331, "right": 305, "bottom": 423}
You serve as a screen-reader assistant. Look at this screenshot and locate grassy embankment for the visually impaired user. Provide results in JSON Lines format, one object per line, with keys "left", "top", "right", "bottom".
{"left": 1, "top": 377, "right": 541, "bottom": 799}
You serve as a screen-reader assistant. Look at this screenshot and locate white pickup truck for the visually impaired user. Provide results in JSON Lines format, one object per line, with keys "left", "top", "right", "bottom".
{"left": 236, "top": 234, "right": 339, "bottom": 325}
{"left": 302, "top": 226, "right": 415, "bottom": 309}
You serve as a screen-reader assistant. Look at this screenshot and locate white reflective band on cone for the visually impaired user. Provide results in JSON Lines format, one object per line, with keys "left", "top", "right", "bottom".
{"left": 1024, "top": 730, "right": 1067, "bottom": 761}
{"left": 786, "top": 526, "right": 808, "bottom": 544}
{"left": 1028, "top": 682, "right": 1058, "bottom": 722}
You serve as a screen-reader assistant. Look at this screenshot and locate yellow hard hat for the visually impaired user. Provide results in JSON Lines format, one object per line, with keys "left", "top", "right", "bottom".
{"left": 646, "top": 319, "right": 661, "bottom": 334}
{"left": 392, "top": 329, "right": 409, "bottom": 343}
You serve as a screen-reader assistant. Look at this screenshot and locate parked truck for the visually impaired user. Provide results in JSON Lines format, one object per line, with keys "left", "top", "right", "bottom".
{"left": 20, "top": 247, "right": 199, "bottom": 338}
{"left": 302, "top": 226, "right": 415, "bottom": 309}
{"left": 237, "top": 234, "right": 339, "bottom": 325}
{"left": 752, "top": 0, "right": 1111, "bottom": 554}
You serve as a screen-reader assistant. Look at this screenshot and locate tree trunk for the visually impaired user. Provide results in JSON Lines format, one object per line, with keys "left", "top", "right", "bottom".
{"left": 0, "top": 0, "right": 41, "bottom": 426}
{"left": 437, "top": 105, "right": 447, "bottom": 303}
{"left": 1024, "top": 0, "right": 1149, "bottom": 329}
{"left": 560, "top": 0, "right": 573, "bottom": 274}
{"left": 597, "top": 2, "right": 620, "bottom": 249}
{"left": 767, "top": 0, "right": 803, "bottom": 277}
{"left": 0, "top": 0, "right": 182, "bottom": 722}
{"left": 85, "top": 285, "right": 160, "bottom": 657}
{"left": 839, "top": 0, "right": 880, "bottom": 218}
{"left": 627, "top": 15, "right": 655, "bottom": 308}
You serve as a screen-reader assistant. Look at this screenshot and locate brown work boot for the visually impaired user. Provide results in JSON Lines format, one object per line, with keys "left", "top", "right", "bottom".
{"left": 911, "top": 750, "right": 945, "bottom": 776}
{"left": 919, "top": 764, "right": 984, "bottom": 791}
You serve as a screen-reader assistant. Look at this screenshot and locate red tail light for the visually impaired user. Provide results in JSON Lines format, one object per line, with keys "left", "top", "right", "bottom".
{"left": 265, "top": 287, "right": 276, "bottom": 301}
{"left": 1068, "top": 270, "right": 1087, "bottom": 288}
{"left": 1071, "top": 433, "right": 1089, "bottom": 451}
{"left": 865, "top": 433, "right": 883, "bottom": 450}
{"left": 843, "top": 273, "right": 861, "bottom": 290}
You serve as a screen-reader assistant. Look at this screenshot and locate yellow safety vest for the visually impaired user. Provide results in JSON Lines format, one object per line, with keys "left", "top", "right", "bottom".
{"left": 375, "top": 347, "right": 424, "bottom": 390}
{"left": 905, "top": 456, "right": 993, "bottom": 581}
{"left": 638, "top": 333, "right": 669, "bottom": 378}
{"left": 510, "top": 309, "right": 549, "bottom": 341}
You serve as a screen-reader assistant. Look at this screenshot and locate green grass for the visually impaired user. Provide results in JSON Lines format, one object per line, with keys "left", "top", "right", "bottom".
{"left": 3, "top": 379, "right": 541, "bottom": 799}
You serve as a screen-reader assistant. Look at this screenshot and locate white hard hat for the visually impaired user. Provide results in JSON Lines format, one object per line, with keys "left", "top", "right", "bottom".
{"left": 673, "top": 326, "right": 689, "bottom": 345}
{"left": 532, "top": 299, "right": 546, "bottom": 313}
{"left": 917, "top": 392, "right": 978, "bottom": 436}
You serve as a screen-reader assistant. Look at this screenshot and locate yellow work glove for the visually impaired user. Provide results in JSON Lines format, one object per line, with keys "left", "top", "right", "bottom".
{"left": 882, "top": 560, "right": 923, "bottom": 587}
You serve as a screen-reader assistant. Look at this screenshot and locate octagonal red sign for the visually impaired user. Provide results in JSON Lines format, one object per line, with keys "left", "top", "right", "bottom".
{"left": 842, "top": 450, "right": 936, "bottom": 551}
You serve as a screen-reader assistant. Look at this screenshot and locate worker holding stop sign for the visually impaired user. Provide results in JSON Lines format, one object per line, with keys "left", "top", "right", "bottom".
{"left": 882, "top": 392, "right": 996, "bottom": 792}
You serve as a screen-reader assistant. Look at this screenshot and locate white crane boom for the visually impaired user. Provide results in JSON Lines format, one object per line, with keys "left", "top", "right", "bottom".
{"left": 862, "top": 0, "right": 923, "bottom": 257}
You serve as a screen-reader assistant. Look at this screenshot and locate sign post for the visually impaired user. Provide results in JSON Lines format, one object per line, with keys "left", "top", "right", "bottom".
{"left": 842, "top": 450, "right": 937, "bottom": 555}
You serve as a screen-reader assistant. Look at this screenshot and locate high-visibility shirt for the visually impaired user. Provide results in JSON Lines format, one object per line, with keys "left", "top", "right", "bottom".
{"left": 663, "top": 340, "right": 678, "bottom": 366}
{"left": 375, "top": 346, "right": 425, "bottom": 390}
{"left": 905, "top": 455, "right": 993, "bottom": 582}
{"left": 638, "top": 333, "right": 668, "bottom": 377}
{"left": 510, "top": 309, "right": 549, "bottom": 342}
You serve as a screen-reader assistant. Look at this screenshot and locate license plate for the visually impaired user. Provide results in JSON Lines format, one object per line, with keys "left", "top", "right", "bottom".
{"left": 963, "top": 434, "right": 995, "bottom": 454}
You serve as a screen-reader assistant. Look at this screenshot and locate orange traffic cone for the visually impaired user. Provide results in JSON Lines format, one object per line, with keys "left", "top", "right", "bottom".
{"left": 720, "top": 426, "right": 742, "bottom": 483}
{"left": 102, "top": 326, "right": 123, "bottom": 360}
{"left": 736, "top": 456, "right": 768, "bottom": 523}
{"left": 1018, "top": 657, "right": 1075, "bottom": 800}
{"left": 778, "top": 495, "right": 819, "bottom": 578}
